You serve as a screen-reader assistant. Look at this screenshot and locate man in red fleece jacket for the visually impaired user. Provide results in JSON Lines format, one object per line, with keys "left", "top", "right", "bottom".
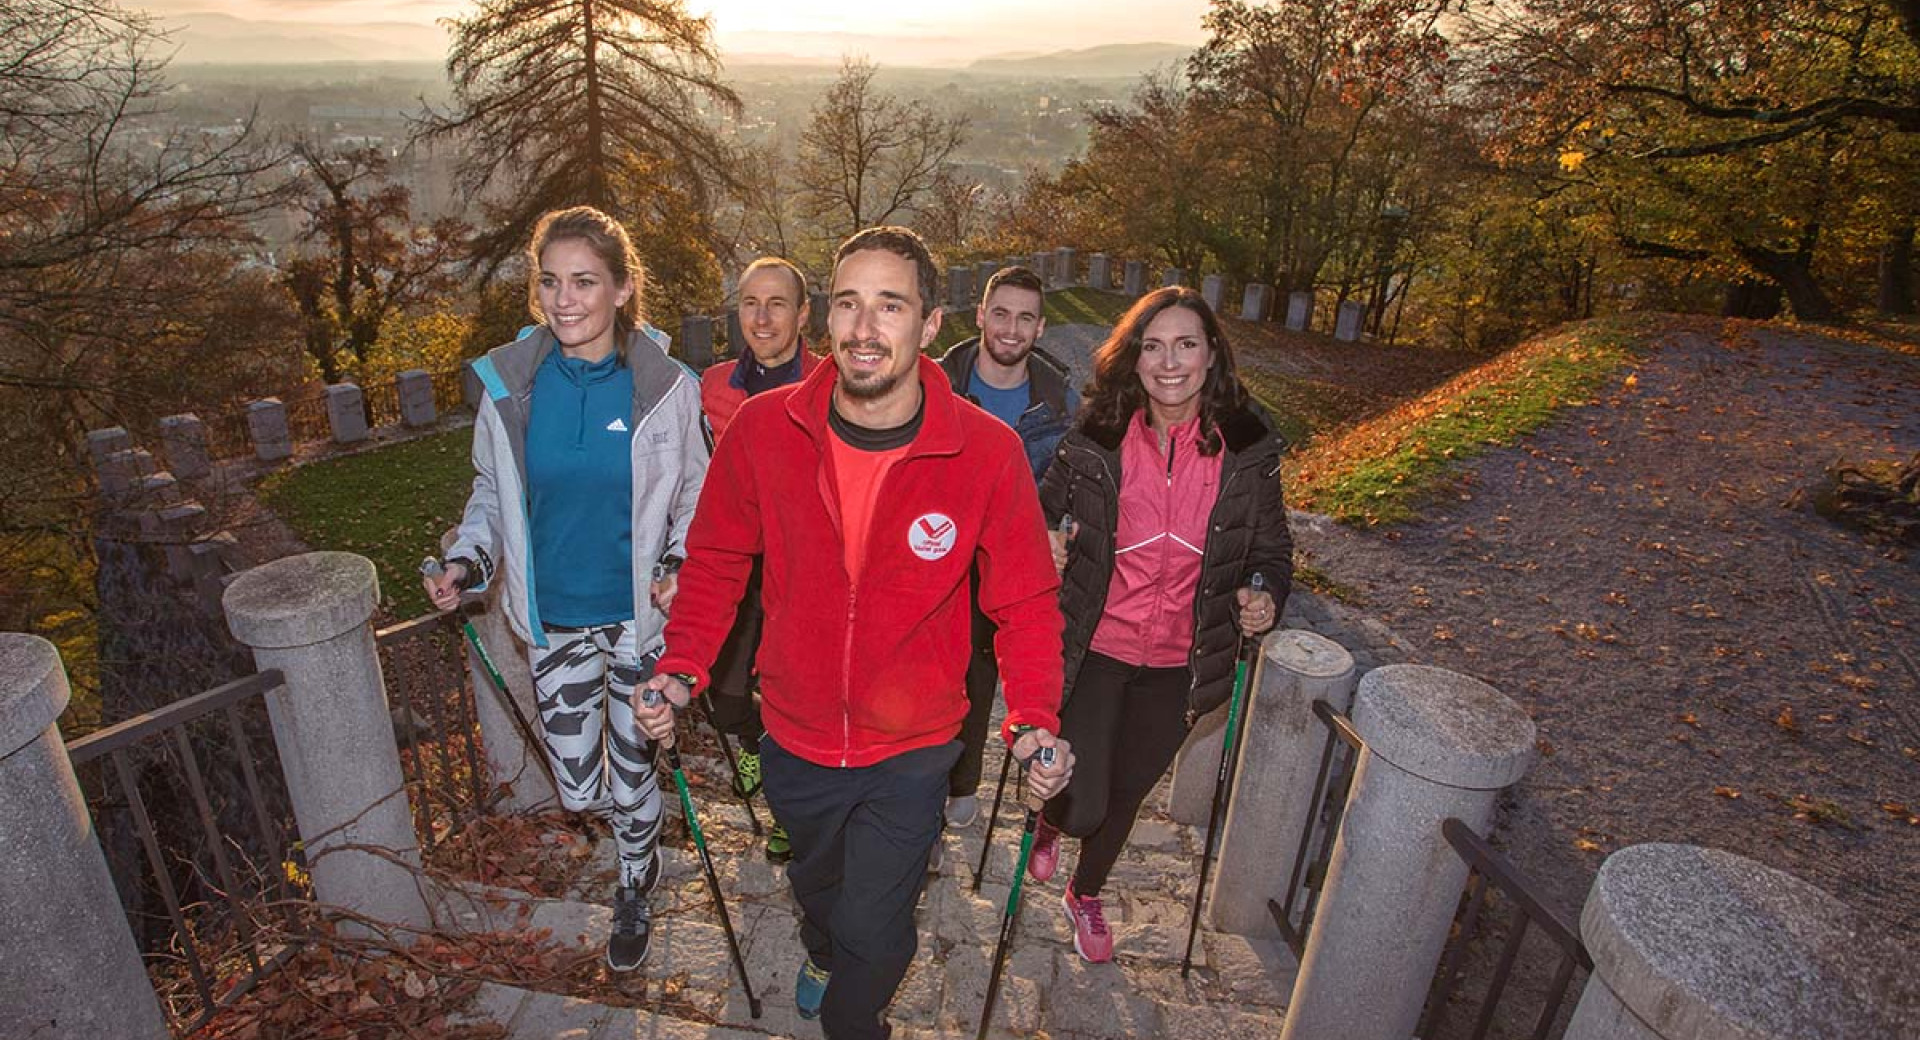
{"left": 637, "top": 226, "right": 1073, "bottom": 1040}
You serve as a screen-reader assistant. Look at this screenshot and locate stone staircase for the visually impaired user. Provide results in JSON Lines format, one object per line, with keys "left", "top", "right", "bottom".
{"left": 443, "top": 745, "right": 1297, "bottom": 1040}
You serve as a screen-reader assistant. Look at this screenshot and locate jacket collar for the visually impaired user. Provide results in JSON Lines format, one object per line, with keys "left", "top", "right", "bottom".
{"left": 938, "top": 336, "right": 1072, "bottom": 417}
{"left": 1080, "top": 400, "right": 1282, "bottom": 461}
{"left": 726, "top": 340, "right": 817, "bottom": 392}
{"left": 486, "top": 324, "right": 684, "bottom": 415}
{"left": 787, "top": 352, "right": 965, "bottom": 457}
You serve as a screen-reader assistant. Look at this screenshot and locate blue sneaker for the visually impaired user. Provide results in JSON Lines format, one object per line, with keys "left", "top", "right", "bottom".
{"left": 795, "top": 957, "right": 831, "bottom": 1019}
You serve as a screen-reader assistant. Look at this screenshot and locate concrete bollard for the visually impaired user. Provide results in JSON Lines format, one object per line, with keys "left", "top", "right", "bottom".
{"left": 158, "top": 414, "right": 212, "bottom": 480}
{"left": 1280, "top": 665, "right": 1536, "bottom": 1040}
{"left": 1089, "top": 254, "right": 1111, "bottom": 291}
{"left": 0, "top": 635, "right": 171, "bottom": 1040}
{"left": 85, "top": 427, "right": 132, "bottom": 473}
{"left": 1163, "top": 266, "right": 1185, "bottom": 289}
{"left": 1210, "top": 631, "right": 1358, "bottom": 936}
{"left": 1202, "top": 275, "right": 1225, "bottom": 312}
{"left": 975, "top": 261, "right": 998, "bottom": 297}
{"left": 1286, "top": 291, "right": 1314, "bottom": 331}
{"left": 1055, "top": 247, "right": 1077, "bottom": 287}
{"left": 98, "top": 448, "right": 157, "bottom": 499}
{"left": 246, "top": 398, "right": 291, "bottom": 462}
{"left": 949, "top": 266, "right": 975, "bottom": 310}
{"left": 1124, "top": 260, "right": 1147, "bottom": 297}
{"left": 223, "top": 552, "right": 429, "bottom": 936}
{"left": 679, "top": 315, "right": 714, "bottom": 369}
{"left": 1029, "top": 252, "right": 1052, "bottom": 284}
{"left": 1242, "top": 283, "right": 1273, "bottom": 321}
{"left": 1563, "top": 844, "right": 1919, "bottom": 1040}
{"left": 726, "top": 309, "right": 744, "bottom": 362}
{"left": 326, "top": 383, "right": 369, "bottom": 444}
{"left": 133, "top": 471, "right": 181, "bottom": 510}
{"left": 396, "top": 370, "right": 437, "bottom": 428}
{"left": 1335, "top": 300, "right": 1366, "bottom": 342}
{"left": 155, "top": 502, "right": 209, "bottom": 582}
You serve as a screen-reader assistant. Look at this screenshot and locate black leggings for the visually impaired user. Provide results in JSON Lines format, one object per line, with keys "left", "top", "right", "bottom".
{"left": 707, "top": 561, "right": 765, "bottom": 752}
{"left": 1043, "top": 651, "right": 1192, "bottom": 897}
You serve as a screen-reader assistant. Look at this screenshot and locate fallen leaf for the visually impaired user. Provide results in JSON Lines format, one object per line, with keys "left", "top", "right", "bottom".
{"left": 1713, "top": 786, "right": 1741, "bottom": 799}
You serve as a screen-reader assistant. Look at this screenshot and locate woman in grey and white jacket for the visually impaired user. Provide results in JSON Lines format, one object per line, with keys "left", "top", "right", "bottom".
{"left": 423, "top": 207, "right": 708, "bottom": 973}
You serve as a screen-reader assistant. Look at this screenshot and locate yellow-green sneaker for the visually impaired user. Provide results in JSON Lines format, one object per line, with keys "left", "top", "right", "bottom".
{"left": 765, "top": 823, "right": 793, "bottom": 864}
{"left": 731, "top": 748, "right": 763, "bottom": 798}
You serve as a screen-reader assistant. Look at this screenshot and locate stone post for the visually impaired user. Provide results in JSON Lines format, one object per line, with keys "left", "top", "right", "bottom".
{"left": 1124, "top": 260, "right": 1147, "bottom": 297}
{"left": 1029, "top": 252, "right": 1052, "bottom": 283}
{"left": 98, "top": 448, "right": 156, "bottom": 499}
{"left": 1286, "top": 291, "right": 1314, "bottom": 331}
{"left": 1202, "top": 275, "right": 1225, "bottom": 312}
{"left": 223, "top": 552, "right": 429, "bottom": 935}
{"left": 326, "top": 383, "right": 369, "bottom": 444}
{"left": 1242, "top": 283, "right": 1273, "bottom": 321}
{"left": 0, "top": 635, "right": 170, "bottom": 1040}
{"left": 679, "top": 315, "right": 714, "bottom": 370}
{"left": 1562, "top": 844, "right": 1918, "bottom": 1040}
{"left": 949, "top": 266, "right": 975, "bottom": 310}
{"left": 396, "top": 370, "right": 437, "bottom": 428}
{"left": 1163, "top": 266, "right": 1185, "bottom": 289}
{"left": 976, "top": 261, "right": 998, "bottom": 297}
{"left": 1055, "top": 247, "right": 1077, "bottom": 286}
{"left": 726, "top": 309, "right": 744, "bottom": 361}
{"left": 85, "top": 427, "right": 131, "bottom": 474}
{"left": 155, "top": 502, "right": 209, "bottom": 582}
{"left": 158, "top": 414, "right": 212, "bottom": 480}
{"left": 1280, "top": 665, "right": 1536, "bottom": 1040}
{"left": 1088, "top": 254, "right": 1111, "bottom": 291}
{"left": 247, "top": 398, "right": 291, "bottom": 462}
{"left": 1210, "top": 631, "right": 1358, "bottom": 936}
{"left": 1335, "top": 300, "right": 1366, "bottom": 342}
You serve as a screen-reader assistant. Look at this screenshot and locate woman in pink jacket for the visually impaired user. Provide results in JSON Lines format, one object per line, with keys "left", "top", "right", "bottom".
{"left": 1032, "top": 286, "right": 1293, "bottom": 963}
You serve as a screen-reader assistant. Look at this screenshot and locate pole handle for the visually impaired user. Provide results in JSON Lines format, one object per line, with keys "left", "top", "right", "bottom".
{"left": 641, "top": 685, "right": 677, "bottom": 750}
{"left": 1023, "top": 744, "right": 1057, "bottom": 812}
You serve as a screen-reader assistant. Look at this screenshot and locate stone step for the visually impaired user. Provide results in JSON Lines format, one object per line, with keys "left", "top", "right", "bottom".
{"left": 446, "top": 764, "right": 1296, "bottom": 1039}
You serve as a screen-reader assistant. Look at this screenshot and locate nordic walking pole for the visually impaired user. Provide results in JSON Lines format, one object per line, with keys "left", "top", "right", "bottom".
{"left": 1180, "top": 572, "right": 1267, "bottom": 978}
{"left": 421, "top": 557, "right": 561, "bottom": 795}
{"left": 652, "top": 563, "right": 764, "bottom": 836}
{"left": 698, "top": 692, "right": 764, "bottom": 835}
{"left": 976, "top": 743, "right": 1055, "bottom": 1040}
{"left": 644, "top": 685, "right": 764, "bottom": 1019}
{"left": 975, "top": 513, "right": 1075, "bottom": 893}
{"left": 970, "top": 745, "right": 1012, "bottom": 894}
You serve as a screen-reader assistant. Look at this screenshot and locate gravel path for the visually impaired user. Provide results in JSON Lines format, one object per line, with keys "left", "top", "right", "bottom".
{"left": 1294, "top": 319, "right": 1920, "bottom": 939}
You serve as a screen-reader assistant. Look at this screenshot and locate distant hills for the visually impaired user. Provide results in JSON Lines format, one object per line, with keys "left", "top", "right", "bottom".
{"left": 159, "top": 12, "right": 448, "bottom": 65}
{"left": 154, "top": 11, "right": 1189, "bottom": 80}
{"left": 969, "top": 43, "right": 1194, "bottom": 78}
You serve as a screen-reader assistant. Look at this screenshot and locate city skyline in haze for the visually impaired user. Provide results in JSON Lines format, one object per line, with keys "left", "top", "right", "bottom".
{"left": 132, "top": 0, "right": 1213, "bottom": 65}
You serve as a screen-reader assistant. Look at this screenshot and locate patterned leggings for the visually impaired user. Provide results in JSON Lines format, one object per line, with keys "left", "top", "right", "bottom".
{"left": 530, "top": 621, "right": 663, "bottom": 892}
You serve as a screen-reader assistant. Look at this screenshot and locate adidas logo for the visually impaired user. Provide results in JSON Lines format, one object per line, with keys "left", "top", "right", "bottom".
{"left": 606, "top": 418, "right": 628, "bottom": 432}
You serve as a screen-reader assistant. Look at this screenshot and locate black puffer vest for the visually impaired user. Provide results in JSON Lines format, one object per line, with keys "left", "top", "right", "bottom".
{"left": 1038, "top": 402, "right": 1293, "bottom": 723}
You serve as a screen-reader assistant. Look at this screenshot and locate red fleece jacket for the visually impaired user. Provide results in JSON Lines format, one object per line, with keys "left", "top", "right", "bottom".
{"left": 660, "top": 355, "right": 1064, "bottom": 768}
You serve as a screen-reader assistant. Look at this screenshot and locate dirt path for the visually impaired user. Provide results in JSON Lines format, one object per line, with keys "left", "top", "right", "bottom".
{"left": 1294, "top": 319, "right": 1920, "bottom": 937}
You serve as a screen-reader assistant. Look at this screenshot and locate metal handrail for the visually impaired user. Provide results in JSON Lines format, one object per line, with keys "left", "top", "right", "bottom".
{"left": 68, "top": 670, "right": 284, "bottom": 767}
{"left": 1269, "top": 697, "right": 1364, "bottom": 955}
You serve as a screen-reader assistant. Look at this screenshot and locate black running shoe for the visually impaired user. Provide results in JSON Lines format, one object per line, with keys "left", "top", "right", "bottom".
{"left": 607, "top": 884, "right": 651, "bottom": 972}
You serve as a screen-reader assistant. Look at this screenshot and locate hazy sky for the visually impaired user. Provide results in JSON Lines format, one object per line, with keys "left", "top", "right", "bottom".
{"left": 137, "top": 0, "right": 1214, "bottom": 59}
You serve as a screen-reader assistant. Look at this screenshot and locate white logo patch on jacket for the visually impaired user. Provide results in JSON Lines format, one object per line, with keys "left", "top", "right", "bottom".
{"left": 908, "top": 513, "right": 957, "bottom": 561}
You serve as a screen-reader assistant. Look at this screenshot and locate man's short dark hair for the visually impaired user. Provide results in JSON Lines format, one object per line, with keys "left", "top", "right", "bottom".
{"left": 834, "top": 226, "right": 940, "bottom": 318}
{"left": 982, "top": 265, "right": 1044, "bottom": 306}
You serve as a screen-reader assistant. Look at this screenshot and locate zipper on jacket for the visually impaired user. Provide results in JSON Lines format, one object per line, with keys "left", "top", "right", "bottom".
{"left": 841, "top": 584, "right": 856, "bottom": 767}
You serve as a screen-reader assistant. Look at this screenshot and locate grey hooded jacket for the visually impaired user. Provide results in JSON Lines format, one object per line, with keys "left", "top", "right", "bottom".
{"left": 448, "top": 324, "right": 709, "bottom": 651}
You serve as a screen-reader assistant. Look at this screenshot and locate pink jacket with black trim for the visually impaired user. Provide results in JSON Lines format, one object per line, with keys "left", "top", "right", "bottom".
{"left": 660, "top": 355, "right": 1064, "bottom": 768}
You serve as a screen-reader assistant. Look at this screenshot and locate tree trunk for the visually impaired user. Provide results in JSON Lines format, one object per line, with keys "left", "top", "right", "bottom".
{"left": 1722, "top": 278, "right": 1783, "bottom": 319}
{"left": 1879, "top": 222, "right": 1915, "bottom": 316}
{"left": 1737, "top": 245, "right": 1840, "bottom": 322}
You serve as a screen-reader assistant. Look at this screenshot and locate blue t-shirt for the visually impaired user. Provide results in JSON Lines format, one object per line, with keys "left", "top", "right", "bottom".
{"left": 525, "top": 348, "right": 635, "bottom": 627}
{"left": 970, "top": 378, "right": 1031, "bottom": 431}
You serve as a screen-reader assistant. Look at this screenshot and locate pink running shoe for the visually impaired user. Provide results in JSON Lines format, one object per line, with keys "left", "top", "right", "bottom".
{"left": 1063, "top": 881, "right": 1113, "bottom": 963}
{"left": 1027, "top": 816, "right": 1061, "bottom": 883}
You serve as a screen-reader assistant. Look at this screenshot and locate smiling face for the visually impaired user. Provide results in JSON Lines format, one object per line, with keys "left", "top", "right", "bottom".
{"left": 976, "top": 284, "right": 1045, "bottom": 370}
{"left": 1134, "top": 304, "right": 1214, "bottom": 426}
{"left": 537, "top": 238, "right": 632, "bottom": 359}
{"left": 827, "top": 247, "right": 940, "bottom": 408}
{"left": 737, "top": 264, "right": 808, "bottom": 367}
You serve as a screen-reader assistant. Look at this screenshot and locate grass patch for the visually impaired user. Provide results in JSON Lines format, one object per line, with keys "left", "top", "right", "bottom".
{"left": 931, "top": 287, "right": 1134, "bottom": 355}
{"left": 1240, "top": 371, "right": 1385, "bottom": 449}
{"left": 1285, "top": 318, "right": 1646, "bottom": 526}
{"left": 258, "top": 428, "right": 474, "bottom": 618}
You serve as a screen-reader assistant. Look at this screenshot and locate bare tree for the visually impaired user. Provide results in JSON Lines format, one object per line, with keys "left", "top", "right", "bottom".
{"left": 414, "top": 0, "right": 743, "bottom": 315}
{"left": 796, "top": 58, "right": 969, "bottom": 243}
{"left": 282, "top": 143, "right": 466, "bottom": 384}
